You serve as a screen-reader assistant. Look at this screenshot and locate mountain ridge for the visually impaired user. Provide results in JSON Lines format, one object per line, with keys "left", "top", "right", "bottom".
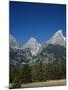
{"left": 46, "top": 30, "right": 66, "bottom": 46}
{"left": 10, "top": 30, "right": 66, "bottom": 56}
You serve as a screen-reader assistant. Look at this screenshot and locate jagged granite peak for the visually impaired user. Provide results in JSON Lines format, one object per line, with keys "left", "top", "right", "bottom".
{"left": 46, "top": 30, "right": 66, "bottom": 46}
{"left": 28, "top": 37, "right": 37, "bottom": 42}
{"left": 23, "top": 37, "right": 41, "bottom": 56}
{"left": 9, "top": 34, "right": 19, "bottom": 48}
{"left": 51, "top": 30, "right": 65, "bottom": 40}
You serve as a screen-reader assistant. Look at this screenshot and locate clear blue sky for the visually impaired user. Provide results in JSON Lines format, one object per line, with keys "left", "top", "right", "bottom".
{"left": 10, "top": 1, "right": 66, "bottom": 44}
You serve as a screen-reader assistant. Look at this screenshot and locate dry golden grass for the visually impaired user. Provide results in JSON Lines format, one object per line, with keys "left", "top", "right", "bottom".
{"left": 21, "top": 79, "right": 66, "bottom": 88}
{"left": 9, "top": 79, "right": 66, "bottom": 88}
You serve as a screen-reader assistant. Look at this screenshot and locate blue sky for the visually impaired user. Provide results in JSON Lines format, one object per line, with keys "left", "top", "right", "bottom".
{"left": 10, "top": 1, "right": 66, "bottom": 44}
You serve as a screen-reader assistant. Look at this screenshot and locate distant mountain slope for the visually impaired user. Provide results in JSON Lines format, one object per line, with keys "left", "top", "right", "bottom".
{"left": 9, "top": 35, "right": 19, "bottom": 48}
{"left": 22, "top": 37, "right": 41, "bottom": 56}
{"left": 10, "top": 47, "right": 32, "bottom": 65}
{"left": 35, "top": 44, "right": 66, "bottom": 64}
{"left": 46, "top": 30, "right": 66, "bottom": 47}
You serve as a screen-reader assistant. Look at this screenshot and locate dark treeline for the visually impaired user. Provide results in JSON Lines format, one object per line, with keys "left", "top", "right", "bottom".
{"left": 9, "top": 62, "right": 66, "bottom": 88}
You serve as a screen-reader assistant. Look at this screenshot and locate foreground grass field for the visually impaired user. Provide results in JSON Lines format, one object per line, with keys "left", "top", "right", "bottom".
{"left": 21, "top": 79, "right": 66, "bottom": 88}
{"left": 10, "top": 79, "right": 66, "bottom": 88}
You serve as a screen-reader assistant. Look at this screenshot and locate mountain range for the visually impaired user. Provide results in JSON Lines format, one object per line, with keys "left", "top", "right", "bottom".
{"left": 10, "top": 30, "right": 66, "bottom": 65}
